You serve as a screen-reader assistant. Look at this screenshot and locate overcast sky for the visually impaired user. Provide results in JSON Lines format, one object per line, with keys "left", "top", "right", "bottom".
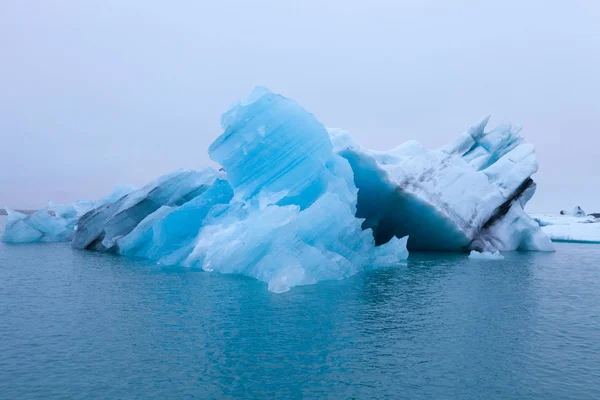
{"left": 1, "top": 0, "right": 598, "bottom": 212}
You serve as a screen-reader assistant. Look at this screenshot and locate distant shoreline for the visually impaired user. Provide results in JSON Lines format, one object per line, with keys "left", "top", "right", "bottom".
{"left": 0, "top": 209, "right": 36, "bottom": 216}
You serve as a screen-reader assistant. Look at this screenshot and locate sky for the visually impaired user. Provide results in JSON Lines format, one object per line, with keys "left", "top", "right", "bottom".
{"left": 0, "top": 0, "right": 598, "bottom": 213}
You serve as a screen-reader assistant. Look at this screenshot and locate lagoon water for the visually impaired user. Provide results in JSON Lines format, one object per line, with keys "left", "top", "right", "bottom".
{"left": 1, "top": 215, "right": 600, "bottom": 399}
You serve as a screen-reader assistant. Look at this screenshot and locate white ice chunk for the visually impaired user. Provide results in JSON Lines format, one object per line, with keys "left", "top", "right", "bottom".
{"left": 468, "top": 250, "right": 505, "bottom": 260}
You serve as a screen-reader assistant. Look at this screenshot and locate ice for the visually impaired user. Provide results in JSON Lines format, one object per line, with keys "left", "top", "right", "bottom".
{"left": 69, "top": 87, "right": 408, "bottom": 291}
{"left": 4, "top": 86, "right": 554, "bottom": 291}
{"left": 108, "top": 87, "right": 408, "bottom": 292}
{"left": 3, "top": 209, "right": 46, "bottom": 243}
{"left": 210, "top": 86, "right": 336, "bottom": 207}
{"left": 331, "top": 117, "right": 553, "bottom": 252}
{"left": 2, "top": 185, "right": 135, "bottom": 244}
{"left": 72, "top": 169, "right": 220, "bottom": 252}
{"left": 102, "top": 184, "right": 138, "bottom": 204}
{"left": 468, "top": 250, "right": 505, "bottom": 260}
{"left": 533, "top": 213, "right": 600, "bottom": 244}
{"left": 117, "top": 177, "right": 234, "bottom": 264}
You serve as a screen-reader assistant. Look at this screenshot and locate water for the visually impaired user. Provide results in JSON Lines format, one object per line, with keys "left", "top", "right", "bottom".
{"left": 1, "top": 216, "right": 600, "bottom": 399}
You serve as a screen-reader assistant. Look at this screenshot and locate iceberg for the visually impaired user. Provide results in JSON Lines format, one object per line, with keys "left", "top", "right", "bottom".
{"left": 71, "top": 169, "right": 219, "bottom": 252}
{"left": 117, "top": 177, "right": 234, "bottom": 265}
{"left": 3, "top": 206, "right": 75, "bottom": 243}
{"left": 330, "top": 117, "right": 553, "bottom": 253}
{"left": 4, "top": 86, "right": 554, "bottom": 291}
{"left": 533, "top": 213, "right": 600, "bottom": 244}
{"left": 77, "top": 87, "right": 409, "bottom": 292}
{"left": 2, "top": 185, "right": 135, "bottom": 244}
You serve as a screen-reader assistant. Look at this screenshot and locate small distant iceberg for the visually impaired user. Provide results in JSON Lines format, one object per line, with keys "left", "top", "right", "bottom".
{"left": 533, "top": 209, "right": 600, "bottom": 244}
{"left": 3, "top": 87, "right": 555, "bottom": 291}
{"left": 2, "top": 185, "right": 136, "bottom": 244}
{"left": 468, "top": 250, "right": 505, "bottom": 260}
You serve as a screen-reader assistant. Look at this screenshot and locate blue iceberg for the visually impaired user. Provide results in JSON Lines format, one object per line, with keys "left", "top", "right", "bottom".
{"left": 2, "top": 185, "right": 135, "bottom": 243}
{"left": 180, "top": 88, "right": 407, "bottom": 292}
{"left": 71, "top": 169, "right": 219, "bottom": 252}
{"left": 3, "top": 87, "right": 553, "bottom": 291}
{"left": 72, "top": 87, "right": 408, "bottom": 292}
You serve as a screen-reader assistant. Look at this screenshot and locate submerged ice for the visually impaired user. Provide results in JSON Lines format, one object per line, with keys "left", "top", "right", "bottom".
{"left": 3, "top": 87, "right": 553, "bottom": 290}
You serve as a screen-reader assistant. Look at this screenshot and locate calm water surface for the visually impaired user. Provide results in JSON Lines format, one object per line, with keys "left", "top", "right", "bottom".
{"left": 1, "top": 215, "right": 599, "bottom": 399}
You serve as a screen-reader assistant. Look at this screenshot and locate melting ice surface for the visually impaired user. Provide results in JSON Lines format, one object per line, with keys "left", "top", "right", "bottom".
{"left": 3, "top": 87, "right": 554, "bottom": 291}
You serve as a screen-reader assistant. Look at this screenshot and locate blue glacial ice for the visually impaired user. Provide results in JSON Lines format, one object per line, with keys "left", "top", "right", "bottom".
{"left": 71, "top": 169, "right": 220, "bottom": 252}
{"left": 3, "top": 87, "right": 553, "bottom": 291}
{"left": 116, "top": 176, "right": 234, "bottom": 265}
{"left": 91, "top": 87, "right": 408, "bottom": 292}
{"left": 2, "top": 185, "right": 135, "bottom": 244}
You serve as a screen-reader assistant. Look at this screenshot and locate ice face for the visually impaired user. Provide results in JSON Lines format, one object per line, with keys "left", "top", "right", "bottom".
{"left": 331, "top": 117, "right": 553, "bottom": 252}
{"left": 110, "top": 87, "right": 409, "bottom": 292}
{"left": 102, "top": 184, "right": 138, "bottom": 204}
{"left": 72, "top": 169, "right": 219, "bottom": 252}
{"left": 117, "top": 178, "right": 234, "bottom": 264}
{"left": 210, "top": 86, "right": 338, "bottom": 208}
{"left": 2, "top": 185, "right": 135, "bottom": 244}
{"left": 539, "top": 222, "right": 600, "bottom": 244}
{"left": 3, "top": 209, "right": 46, "bottom": 243}
{"left": 2, "top": 203, "right": 89, "bottom": 244}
